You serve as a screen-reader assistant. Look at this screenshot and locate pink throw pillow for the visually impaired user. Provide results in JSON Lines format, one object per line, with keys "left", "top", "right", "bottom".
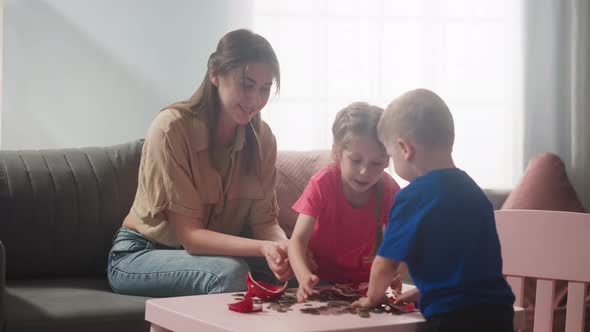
{"left": 501, "top": 153, "right": 587, "bottom": 331}
{"left": 502, "top": 153, "right": 585, "bottom": 212}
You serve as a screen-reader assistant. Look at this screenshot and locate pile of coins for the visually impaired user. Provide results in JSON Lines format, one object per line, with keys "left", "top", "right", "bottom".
{"left": 231, "top": 289, "right": 401, "bottom": 319}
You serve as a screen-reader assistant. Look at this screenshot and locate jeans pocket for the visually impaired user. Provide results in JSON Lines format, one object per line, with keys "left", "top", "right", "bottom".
{"left": 109, "top": 228, "right": 151, "bottom": 265}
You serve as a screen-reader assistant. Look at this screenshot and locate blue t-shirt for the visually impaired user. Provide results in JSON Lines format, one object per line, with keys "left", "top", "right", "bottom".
{"left": 378, "top": 168, "right": 515, "bottom": 318}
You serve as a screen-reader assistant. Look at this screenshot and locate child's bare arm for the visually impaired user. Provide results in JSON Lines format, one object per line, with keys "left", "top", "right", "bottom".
{"left": 397, "top": 262, "right": 408, "bottom": 280}
{"left": 390, "top": 262, "right": 409, "bottom": 294}
{"left": 288, "top": 213, "right": 319, "bottom": 302}
{"left": 353, "top": 256, "right": 400, "bottom": 308}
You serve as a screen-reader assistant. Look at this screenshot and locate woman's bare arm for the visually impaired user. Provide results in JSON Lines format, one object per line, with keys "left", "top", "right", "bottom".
{"left": 166, "top": 210, "right": 270, "bottom": 256}
{"left": 251, "top": 220, "right": 289, "bottom": 243}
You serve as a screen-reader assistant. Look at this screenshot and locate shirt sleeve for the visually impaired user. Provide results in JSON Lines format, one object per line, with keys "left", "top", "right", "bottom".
{"left": 292, "top": 176, "right": 324, "bottom": 218}
{"left": 137, "top": 117, "right": 204, "bottom": 220}
{"left": 248, "top": 123, "right": 280, "bottom": 227}
{"left": 377, "top": 190, "right": 421, "bottom": 262}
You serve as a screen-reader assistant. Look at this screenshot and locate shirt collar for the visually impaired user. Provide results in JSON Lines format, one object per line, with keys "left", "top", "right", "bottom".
{"left": 192, "top": 111, "right": 246, "bottom": 152}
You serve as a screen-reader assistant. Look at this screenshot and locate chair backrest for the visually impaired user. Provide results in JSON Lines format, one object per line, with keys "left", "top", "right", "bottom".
{"left": 495, "top": 210, "right": 590, "bottom": 332}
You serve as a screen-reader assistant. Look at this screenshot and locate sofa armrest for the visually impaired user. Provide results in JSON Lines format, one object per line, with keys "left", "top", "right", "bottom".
{"left": 0, "top": 240, "right": 5, "bottom": 329}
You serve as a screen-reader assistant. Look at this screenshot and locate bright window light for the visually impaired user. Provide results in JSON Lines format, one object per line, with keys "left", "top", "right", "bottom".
{"left": 254, "top": 0, "right": 523, "bottom": 190}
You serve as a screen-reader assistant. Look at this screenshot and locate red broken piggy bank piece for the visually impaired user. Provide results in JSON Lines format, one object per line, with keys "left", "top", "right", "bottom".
{"left": 244, "top": 272, "right": 288, "bottom": 301}
{"left": 388, "top": 296, "right": 416, "bottom": 313}
{"left": 227, "top": 297, "right": 263, "bottom": 313}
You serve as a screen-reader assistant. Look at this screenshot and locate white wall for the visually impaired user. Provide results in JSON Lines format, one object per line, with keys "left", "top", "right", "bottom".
{"left": 2, "top": 0, "right": 252, "bottom": 149}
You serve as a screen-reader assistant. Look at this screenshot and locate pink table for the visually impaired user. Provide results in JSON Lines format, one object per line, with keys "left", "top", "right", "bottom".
{"left": 145, "top": 286, "right": 525, "bottom": 332}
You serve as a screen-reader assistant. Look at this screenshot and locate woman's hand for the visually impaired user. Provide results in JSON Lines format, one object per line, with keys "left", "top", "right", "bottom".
{"left": 262, "top": 241, "right": 293, "bottom": 282}
{"left": 296, "top": 273, "right": 319, "bottom": 302}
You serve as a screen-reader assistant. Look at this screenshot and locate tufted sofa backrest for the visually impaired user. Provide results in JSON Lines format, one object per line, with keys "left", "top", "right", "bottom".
{"left": 275, "top": 150, "right": 333, "bottom": 237}
{"left": 0, "top": 141, "right": 509, "bottom": 280}
{"left": 0, "top": 140, "right": 143, "bottom": 279}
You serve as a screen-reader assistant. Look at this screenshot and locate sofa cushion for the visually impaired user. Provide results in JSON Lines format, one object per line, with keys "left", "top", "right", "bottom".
{"left": 276, "top": 150, "right": 333, "bottom": 237}
{"left": 5, "top": 278, "right": 149, "bottom": 332}
{"left": 0, "top": 140, "right": 144, "bottom": 279}
{"left": 501, "top": 153, "right": 587, "bottom": 332}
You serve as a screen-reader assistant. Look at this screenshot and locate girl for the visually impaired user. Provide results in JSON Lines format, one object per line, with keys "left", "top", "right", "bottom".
{"left": 108, "top": 29, "right": 291, "bottom": 297}
{"left": 288, "top": 102, "right": 403, "bottom": 302}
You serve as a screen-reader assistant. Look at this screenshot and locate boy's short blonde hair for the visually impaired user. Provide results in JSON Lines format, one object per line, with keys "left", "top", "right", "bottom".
{"left": 378, "top": 89, "right": 454, "bottom": 150}
{"left": 332, "top": 102, "right": 385, "bottom": 152}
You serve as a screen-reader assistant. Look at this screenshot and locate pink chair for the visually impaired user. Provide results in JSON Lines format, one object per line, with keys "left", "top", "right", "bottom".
{"left": 495, "top": 210, "right": 590, "bottom": 332}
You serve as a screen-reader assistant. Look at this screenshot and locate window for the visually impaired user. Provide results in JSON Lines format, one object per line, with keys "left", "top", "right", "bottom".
{"left": 254, "top": 0, "right": 523, "bottom": 189}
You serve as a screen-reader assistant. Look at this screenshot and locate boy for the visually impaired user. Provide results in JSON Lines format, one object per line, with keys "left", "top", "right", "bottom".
{"left": 352, "top": 89, "right": 515, "bottom": 332}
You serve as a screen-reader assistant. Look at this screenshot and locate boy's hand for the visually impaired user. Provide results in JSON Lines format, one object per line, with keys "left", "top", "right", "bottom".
{"left": 263, "top": 241, "right": 293, "bottom": 282}
{"left": 296, "top": 274, "right": 319, "bottom": 302}
{"left": 389, "top": 274, "right": 402, "bottom": 296}
{"left": 394, "top": 287, "right": 420, "bottom": 304}
{"left": 351, "top": 296, "right": 383, "bottom": 309}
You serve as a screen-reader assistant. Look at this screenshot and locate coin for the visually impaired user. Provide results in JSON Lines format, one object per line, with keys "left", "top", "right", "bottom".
{"left": 358, "top": 311, "right": 370, "bottom": 318}
{"left": 263, "top": 288, "right": 405, "bottom": 318}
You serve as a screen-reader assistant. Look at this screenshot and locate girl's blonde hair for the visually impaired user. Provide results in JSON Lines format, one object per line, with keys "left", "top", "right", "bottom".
{"left": 332, "top": 102, "right": 387, "bottom": 256}
{"left": 332, "top": 102, "right": 385, "bottom": 153}
{"left": 167, "top": 29, "right": 280, "bottom": 174}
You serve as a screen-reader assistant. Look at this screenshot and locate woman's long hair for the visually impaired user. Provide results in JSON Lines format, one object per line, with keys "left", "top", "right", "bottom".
{"left": 167, "top": 29, "right": 280, "bottom": 174}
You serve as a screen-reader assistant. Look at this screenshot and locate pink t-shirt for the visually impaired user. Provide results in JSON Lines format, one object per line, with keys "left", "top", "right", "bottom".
{"left": 292, "top": 163, "right": 400, "bottom": 283}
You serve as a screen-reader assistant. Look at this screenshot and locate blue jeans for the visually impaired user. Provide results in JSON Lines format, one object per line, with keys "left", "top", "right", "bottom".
{"left": 107, "top": 227, "right": 278, "bottom": 297}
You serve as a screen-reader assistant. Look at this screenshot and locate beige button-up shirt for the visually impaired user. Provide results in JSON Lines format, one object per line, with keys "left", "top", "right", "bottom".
{"left": 124, "top": 108, "right": 279, "bottom": 247}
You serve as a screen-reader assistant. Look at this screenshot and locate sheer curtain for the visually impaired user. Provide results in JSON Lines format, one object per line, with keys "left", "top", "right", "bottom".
{"left": 523, "top": 0, "right": 590, "bottom": 210}
{"left": 253, "top": 0, "right": 523, "bottom": 190}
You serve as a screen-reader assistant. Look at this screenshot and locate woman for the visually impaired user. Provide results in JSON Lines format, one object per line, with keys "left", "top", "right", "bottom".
{"left": 108, "top": 29, "right": 291, "bottom": 297}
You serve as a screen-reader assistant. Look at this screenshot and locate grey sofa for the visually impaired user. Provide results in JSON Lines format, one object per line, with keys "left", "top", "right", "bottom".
{"left": 0, "top": 140, "right": 510, "bottom": 332}
{"left": 0, "top": 140, "right": 149, "bottom": 332}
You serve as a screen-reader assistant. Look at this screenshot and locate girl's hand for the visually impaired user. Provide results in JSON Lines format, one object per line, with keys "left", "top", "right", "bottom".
{"left": 262, "top": 241, "right": 293, "bottom": 282}
{"left": 296, "top": 274, "right": 319, "bottom": 302}
{"left": 394, "top": 287, "right": 420, "bottom": 304}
